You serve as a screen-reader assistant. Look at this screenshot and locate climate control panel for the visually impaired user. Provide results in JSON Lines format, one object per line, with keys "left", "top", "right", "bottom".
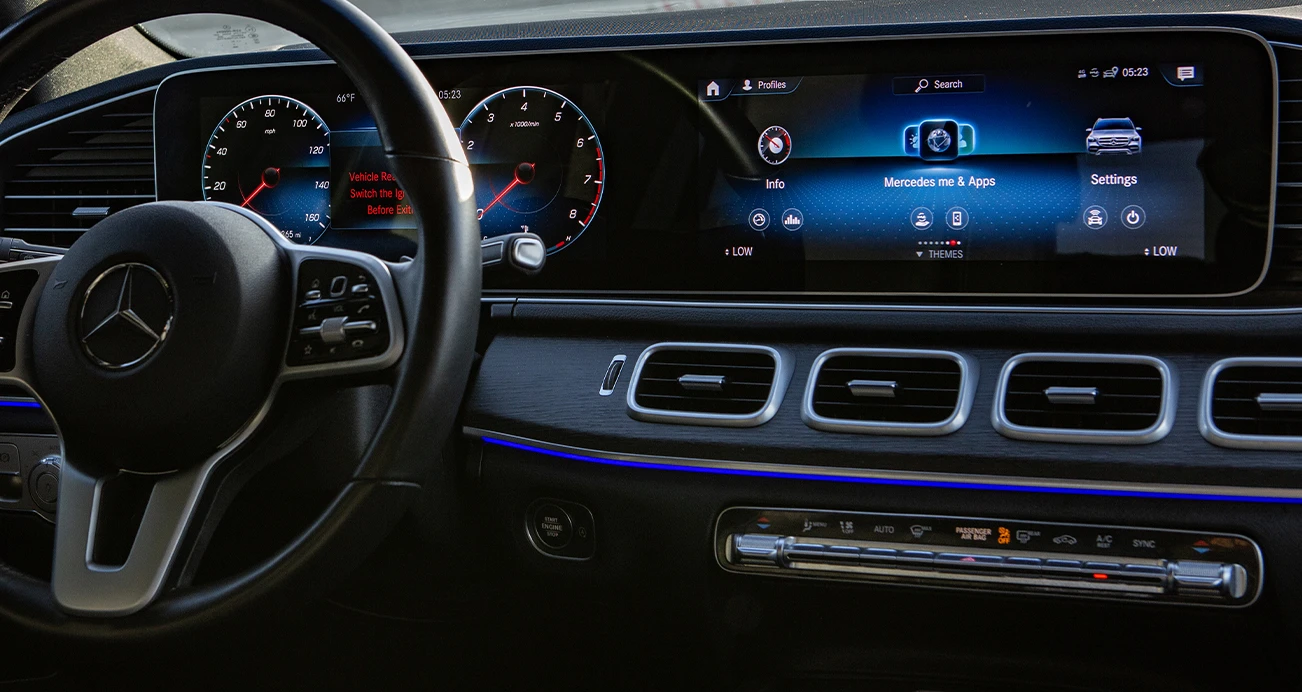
{"left": 715, "top": 507, "right": 1263, "bottom": 607}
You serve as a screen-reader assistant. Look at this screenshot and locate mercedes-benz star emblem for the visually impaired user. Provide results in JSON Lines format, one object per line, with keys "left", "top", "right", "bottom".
{"left": 78, "top": 263, "right": 174, "bottom": 369}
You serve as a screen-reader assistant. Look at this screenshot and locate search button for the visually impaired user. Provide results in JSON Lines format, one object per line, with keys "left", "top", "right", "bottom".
{"left": 893, "top": 75, "right": 986, "bottom": 95}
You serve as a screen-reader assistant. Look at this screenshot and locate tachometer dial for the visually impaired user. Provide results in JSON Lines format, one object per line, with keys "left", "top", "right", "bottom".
{"left": 459, "top": 86, "right": 604, "bottom": 254}
{"left": 202, "top": 95, "right": 331, "bottom": 244}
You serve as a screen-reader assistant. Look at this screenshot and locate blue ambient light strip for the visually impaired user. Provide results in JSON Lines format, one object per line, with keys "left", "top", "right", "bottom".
{"left": 481, "top": 436, "right": 1302, "bottom": 505}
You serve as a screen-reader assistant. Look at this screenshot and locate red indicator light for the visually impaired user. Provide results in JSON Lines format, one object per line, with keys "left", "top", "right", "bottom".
{"left": 1092, "top": 573, "right": 1108, "bottom": 580}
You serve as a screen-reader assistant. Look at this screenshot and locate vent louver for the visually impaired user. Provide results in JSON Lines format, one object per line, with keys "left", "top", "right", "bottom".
{"left": 626, "top": 343, "right": 791, "bottom": 427}
{"left": 0, "top": 90, "right": 156, "bottom": 248}
{"left": 802, "top": 349, "right": 975, "bottom": 436}
{"left": 994, "top": 354, "right": 1174, "bottom": 444}
{"left": 1202, "top": 358, "right": 1302, "bottom": 449}
{"left": 1268, "top": 45, "right": 1302, "bottom": 291}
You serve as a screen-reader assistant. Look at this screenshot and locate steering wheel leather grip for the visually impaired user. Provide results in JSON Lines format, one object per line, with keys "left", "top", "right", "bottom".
{"left": 0, "top": 0, "right": 481, "bottom": 638}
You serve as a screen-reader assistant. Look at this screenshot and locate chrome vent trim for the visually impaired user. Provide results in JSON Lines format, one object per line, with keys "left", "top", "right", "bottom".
{"left": 626, "top": 342, "right": 792, "bottom": 427}
{"left": 993, "top": 353, "right": 1176, "bottom": 445}
{"left": 1200, "top": 357, "right": 1302, "bottom": 450}
{"left": 801, "top": 348, "right": 977, "bottom": 436}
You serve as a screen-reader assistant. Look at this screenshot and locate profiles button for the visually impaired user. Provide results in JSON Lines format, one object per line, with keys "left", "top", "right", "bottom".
{"left": 1121, "top": 205, "right": 1146, "bottom": 229}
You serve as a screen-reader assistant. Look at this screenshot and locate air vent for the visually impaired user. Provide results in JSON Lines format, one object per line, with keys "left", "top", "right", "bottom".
{"left": 626, "top": 343, "right": 792, "bottom": 427}
{"left": 802, "top": 348, "right": 976, "bottom": 436}
{"left": 1201, "top": 357, "right": 1302, "bottom": 449}
{"left": 994, "top": 354, "right": 1175, "bottom": 444}
{"left": 1268, "top": 45, "right": 1302, "bottom": 291}
{"left": 0, "top": 89, "right": 156, "bottom": 248}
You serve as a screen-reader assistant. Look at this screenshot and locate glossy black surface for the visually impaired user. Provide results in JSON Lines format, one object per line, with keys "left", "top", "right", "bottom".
{"left": 154, "top": 29, "right": 1275, "bottom": 297}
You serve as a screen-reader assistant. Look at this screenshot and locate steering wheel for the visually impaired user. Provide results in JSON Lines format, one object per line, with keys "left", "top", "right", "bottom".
{"left": 0, "top": 0, "right": 480, "bottom": 638}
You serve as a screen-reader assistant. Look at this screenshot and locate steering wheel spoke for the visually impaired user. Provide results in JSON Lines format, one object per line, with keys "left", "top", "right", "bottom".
{"left": 52, "top": 446, "right": 245, "bottom": 616}
{"left": 279, "top": 242, "right": 405, "bottom": 382}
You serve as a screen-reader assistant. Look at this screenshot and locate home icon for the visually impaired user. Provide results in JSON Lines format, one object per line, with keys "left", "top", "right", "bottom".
{"left": 705, "top": 81, "right": 721, "bottom": 97}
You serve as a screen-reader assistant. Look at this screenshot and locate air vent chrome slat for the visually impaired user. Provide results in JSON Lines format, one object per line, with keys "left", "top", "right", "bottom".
{"left": 802, "top": 348, "right": 976, "bottom": 436}
{"left": 846, "top": 379, "right": 898, "bottom": 398}
{"left": 626, "top": 343, "right": 792, "bottom": 427}
{"left": 1255, "top": 392, "right": 1302, "bottom": 411}
{"left": 1201, "top": 357, "right": 1302, "bottom": 449}
{"left": 993, "top": 354, "right": 1176, "bottom": 445}
{"left": 1043, "top": 386, "right": 1099, "bottom": 405}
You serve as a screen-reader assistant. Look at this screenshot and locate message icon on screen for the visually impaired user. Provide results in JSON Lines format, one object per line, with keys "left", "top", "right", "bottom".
{"left": 1176, "top": 65, "right": 1196, "bottom": 81}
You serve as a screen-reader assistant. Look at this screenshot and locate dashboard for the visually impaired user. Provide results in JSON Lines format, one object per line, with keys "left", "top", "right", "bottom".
{"left": 6, "top": 8, "right": 1302, "bottom": 689}
{"left": 153, "top": 29, "right": 1276, "bottom": 298}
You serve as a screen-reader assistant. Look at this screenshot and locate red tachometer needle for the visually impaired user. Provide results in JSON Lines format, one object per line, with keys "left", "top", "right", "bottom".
{"left": 240, "top": 166, "right": 281, "bottom": 208}
{"left": 478, "top": 162, "right": 535, "bottom": 220}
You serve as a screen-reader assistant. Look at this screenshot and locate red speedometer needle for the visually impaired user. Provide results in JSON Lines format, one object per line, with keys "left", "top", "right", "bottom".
{"left": 478, "top": 162, "right": 535, "bottom": 219}
{"left": 240, "top": 167, "right": 281, "bottom": 208}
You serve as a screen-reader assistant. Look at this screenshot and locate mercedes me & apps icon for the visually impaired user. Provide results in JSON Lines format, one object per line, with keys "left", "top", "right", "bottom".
{"left": 904, "top": 120, "right": 976, "bottom": 161}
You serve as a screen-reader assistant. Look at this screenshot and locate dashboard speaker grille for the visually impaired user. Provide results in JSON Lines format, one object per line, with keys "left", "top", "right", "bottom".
{"left": 995, "top": 354, "right": 1174, "bottom": 444}
{"left": 1210, "top": 364, "right": 1302, "bottom": 437}
{"left": 0, "top": 91, "right": 156, "bottom": 248}
{"left": 802, "top": 349, "right": 974, "bottom": 436}
{"left": 626, "top": 343, "right": 790, "bottom": 427}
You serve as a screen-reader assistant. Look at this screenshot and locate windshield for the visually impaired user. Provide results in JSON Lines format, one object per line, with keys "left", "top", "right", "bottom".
{"left": 140, "top": 1, "right": 793, "bottom": 57}
{"left": 1092, "top": 119, "right": 1137, "bottom": 130}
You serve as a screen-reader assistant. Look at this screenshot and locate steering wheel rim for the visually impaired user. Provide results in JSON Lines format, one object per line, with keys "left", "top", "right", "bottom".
{"left": 0, "top": 0, "right": 481, "bottom": 639}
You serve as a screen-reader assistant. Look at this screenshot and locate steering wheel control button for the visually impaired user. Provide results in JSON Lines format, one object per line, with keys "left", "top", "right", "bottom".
{"left": 28, "top": 455, "right": 59, "bottom": 513}
{"left": 526, "top": 499, "right": 596, "bottom": 559}
{"left": 288, "top": 259, "right": 390, "bottom": 367}
{"left": 1121, "top": 205, "right": 1147, "bottom": 229}
{"left": 0, "top": 443, "right": 18, "bottom": 475}
{"left": 0, "top": 270, "right": 38, "bottom": 372}
{"left": 328, "top": 276, "right": 347, "bottom": 298}
{"left": 533, "top": 504, "right": 573, "bottom": 549}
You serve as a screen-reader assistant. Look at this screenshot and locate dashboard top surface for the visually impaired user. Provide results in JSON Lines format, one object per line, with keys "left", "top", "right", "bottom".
{"left": 2, "top": 13, "right": 1302, "bottom": 313}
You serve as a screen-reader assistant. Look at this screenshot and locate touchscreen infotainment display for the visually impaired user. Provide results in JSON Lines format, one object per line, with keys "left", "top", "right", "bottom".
{"left": 698, "top": 65, "right": 1209, "bottom": 265}
{"left": 154, "top": 29, "right": 1276, "bottom": 298}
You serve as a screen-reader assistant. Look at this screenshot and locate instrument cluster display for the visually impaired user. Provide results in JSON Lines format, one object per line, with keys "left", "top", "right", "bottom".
{"left": 154, "top": 30, "right": 1275, "bottom": 297}
{"left": 193, "top": 85, "right": 605, "bottom": 255}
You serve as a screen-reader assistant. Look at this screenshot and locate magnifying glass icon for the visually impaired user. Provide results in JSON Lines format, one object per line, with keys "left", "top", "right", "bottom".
{"left": 914, "top": 78, "right": 929, "bottom": 93}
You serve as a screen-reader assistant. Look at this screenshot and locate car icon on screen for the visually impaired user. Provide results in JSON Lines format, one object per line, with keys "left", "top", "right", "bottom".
{"left": 1086, "top": 117, "right": 1142, "bottom": 155}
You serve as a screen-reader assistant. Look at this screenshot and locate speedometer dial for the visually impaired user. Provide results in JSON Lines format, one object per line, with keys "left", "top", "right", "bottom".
{"left": 202, "top": 95, "right": 331, "bottom": 244}
{"left": 459, "top": 86, "right": 604, "bottom": 254}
